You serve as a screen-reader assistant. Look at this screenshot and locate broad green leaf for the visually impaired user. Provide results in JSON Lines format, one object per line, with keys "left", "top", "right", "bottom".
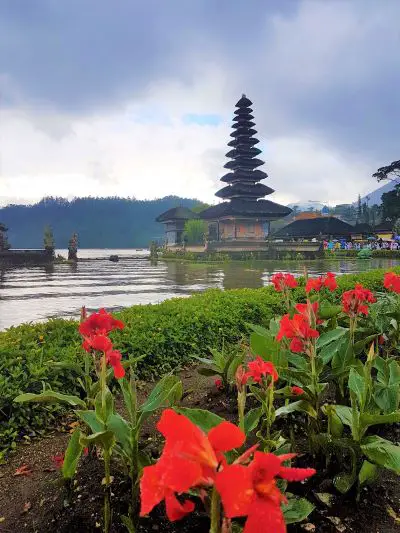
{"left": 318, "top": 304, "right": 343, "bottom": 320}
{"left": 354, "top": 335, "right": 378, "bottom": 356}
{"left": 287, "top": 353, "right": 308, "bottom": 370}
{"left": 62, "top": 429, "right": 84, "bottom": 480}
{"left": 348, "top": 368, "right": 366, "bottom": 409}
{"left": 282, "top": 496, "right": 314, "bottom": 524}
{"left": 389, "top": 360, "right": 400, "bottom": 386}
{"left": 197, "top": 367, "right": 220, "bottom": 377}
{"left": 361, "top": 435, "right": 400, "bottom": 474}
{"left": 95, "top": 387, "right": 114, "bottom": 423}
{"left": 119, "top": 376, "right": 136, "bottom": 421}
{"left": 77, "top": 410, "right": 104, "bottom": 434}
{"left": 374, "top": 385, "right": 399, "bottom": 414}
{"left": 333, "top": 471, "right": 356, "bottom": 494}
{"left": 107, "top": 413, "right": 132, "bottom": 455}
{"left": 192, "top": 355, "right": 218, "bottom": 367}
{"left": 358, "top": 460, "right": 378, "bottom": 486}
{"left": 244, "top": 407, "right": 262, "bottom": 434}
{"left": 321, "top": 404, "right": 344, "bottom": 437}
{"left": 227, "top": 355, "right": 244, "bottom": 382}
{"left": 80, "top": 430, "right": 115, "bottom": 450}
{"left": 173, "top": 407, "right": 224, "bottom": 432}
{"left": 361, "top": 411, "right": 400, "bottom": 430}
{"left": 334, "top": 405, "right": 353, "bottom": 428}
{"left": 140, "top": 374, "right": 183, "bottom": 414}
{"left": 275, "top": 400, "right": 317, "bottom": 419}
{"left": 317, "top": 328, "right": 347, "bottom": 349}
{"left": 14, "top": 391, "right": 86, "bottom": 408}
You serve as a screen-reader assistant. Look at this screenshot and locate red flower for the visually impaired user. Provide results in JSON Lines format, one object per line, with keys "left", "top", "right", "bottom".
{"left": 305, "top": 277, "right": 323, "bottom": 293}
{"left": 324, "top": 272, "right": 338, "bottom": 291}
{"left": 51, "top": 453, "right": 64, "bottom": 470}
{"left": 79, "top": 308, "right": 124, "bottom": 337}
{"left": 216, "top": 452, "right": 315, "bottom": 533}
{"left": 342, "top": 284, "right": 376, "bottom": 317}
{"left": 215, "top": 378, "right": 224, "bottom": 390}
{"left": 140, "top": 409, "right": 245, "bottom": 520}
{"left": 271, "top": 273, "right": 298, "bottom": 292}
{"left": 276, "top": 314, "right": 319, "bottom": 353}
{"left": 235, "top": 365, "right": 247, "bottom": 391}
{"left": 106, "top": 349, "right": 125, "bottom": 379}
{"left": 306, "top": 272, "right": 337, "bottom": 293}
{"left": 384, "top": 272, "right": 400, "bottom": 294}
{"left": 140, "top": 454, "right": 197, "bottom": 521}
{"left": 291, "top": 386, "right": 305, "bottom": 396}
{"left": 243, "top": 357, "right": 278, "bottom": 384}
{"left": 83, "top": 334, "right": 113, "bottom": 353}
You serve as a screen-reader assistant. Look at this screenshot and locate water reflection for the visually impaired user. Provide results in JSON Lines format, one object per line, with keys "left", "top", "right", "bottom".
{"left": 0, "top": 250, "right": 399, "bottom": 330}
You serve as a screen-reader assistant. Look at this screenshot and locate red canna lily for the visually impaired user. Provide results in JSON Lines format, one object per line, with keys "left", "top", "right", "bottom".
{"left": 106, "top": 349, "right": 125, "bottom": 379}
{"left": 271, "top": 273, "right": 298, "bottom": 292}
{"left": 291, "top": 386, "right": 305, "bottom": 396}
{"left": 243, "top": 357, "right": 278, "bottom": 384}
{"left": 324, "top": 272, "right": 338, "bottom": 291}
{"left": 216, "top": 452, "right": 315, "bottom": 533}
{"left": 342, "top": 284, "right": 376, "bottom": 317}
{"left": 384, "top": 272, "right": 400, "bottom": 294}
{"left": 79, "top": 308, "right": 124, "bottom": 337}
{"left": 140, "top": 409, "right": 246, "bottom": 520}
{"left": 305, "top": 277, "right": 323, "bottom": 293}
{"left": 276, "top": 314, "right": 319, "bottom": 353}
{"left": 306, "top": 272, "right": 337, "bottom": 293}
{"left": 83, "top": 334, "right": 113, "bottom": 353}
{"left": 140, "top": 454, "right": 198, "bottom": 521}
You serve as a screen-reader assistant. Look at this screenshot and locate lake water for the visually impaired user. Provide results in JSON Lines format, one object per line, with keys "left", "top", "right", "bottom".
{"left": 0, "top": 249, "right": 399, "bottom": 330}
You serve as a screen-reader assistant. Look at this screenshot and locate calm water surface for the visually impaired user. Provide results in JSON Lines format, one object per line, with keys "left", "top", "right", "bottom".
{"left": 1, "top": 249, "right": 399, "bottom": 330}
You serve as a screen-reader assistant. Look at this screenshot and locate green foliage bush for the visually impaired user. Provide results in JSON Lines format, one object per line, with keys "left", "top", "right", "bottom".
{"left": 1, "top": 266, "right": 399, "bottom": 456}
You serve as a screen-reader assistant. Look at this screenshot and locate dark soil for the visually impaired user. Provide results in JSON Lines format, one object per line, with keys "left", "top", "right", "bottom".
{"left": 1, "top": 368, "right": 400, "bottom": 533}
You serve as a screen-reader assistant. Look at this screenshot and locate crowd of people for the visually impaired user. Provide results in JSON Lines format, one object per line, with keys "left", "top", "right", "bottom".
{"left": 323, "top": 238, "right": 400, "bottom": 251}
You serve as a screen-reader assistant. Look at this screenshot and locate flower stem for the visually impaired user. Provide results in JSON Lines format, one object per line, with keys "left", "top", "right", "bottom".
{"left": 209, "top": 487, "right": 221, "bottom": 533}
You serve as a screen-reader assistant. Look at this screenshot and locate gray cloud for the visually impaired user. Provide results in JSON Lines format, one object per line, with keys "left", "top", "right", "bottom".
{"left": 1, "top": 0, "right": 400, "bottom": 193}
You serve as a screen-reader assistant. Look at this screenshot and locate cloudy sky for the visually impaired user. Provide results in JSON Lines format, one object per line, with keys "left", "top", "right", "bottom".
{"left": 0, "top": 0, "right": 399, "bottom": 208}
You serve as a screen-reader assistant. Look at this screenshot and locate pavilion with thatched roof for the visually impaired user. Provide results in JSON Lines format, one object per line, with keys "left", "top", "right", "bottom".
{"left": 272, "top": 216, "right": 354, "bottom": 241}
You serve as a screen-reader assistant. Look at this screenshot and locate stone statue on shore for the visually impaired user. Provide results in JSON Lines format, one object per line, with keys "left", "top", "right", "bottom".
{"left": 68, "top": 232, "right": 78, "bottom": 261}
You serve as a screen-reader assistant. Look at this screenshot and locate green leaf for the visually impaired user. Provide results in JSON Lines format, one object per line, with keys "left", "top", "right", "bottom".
{"left": 361, "top": 411, "right": 400, "bottom": 429}
{"left": 275, "top": 400, "right": 317, "bottom": 419}
{"left": 226, "top": 355, "right": 244, "bottom": 383}
{"left": 361, "top": 435, "right": 400, "bottom": 474}
{"left": 197, "top": 367, "right": 220, "bottom": 377}
{"left": 107, "top": 413, "right": 132, "bottom": 455}
{"left": 358, "top": 460, "right": 378, "bottom": 486}
{"left": 287, "top": 353, "right": 308, "bottom": 370}
{"left": 333, "top": 471, "right": 356, "bottom": 494}
{"left": 244, "top": 407, "right": 262, "bottom": 434}
{"left": 348, "top": 368, "right": 366, "bottom": 409}
{"left": 318, "top": 304, "right": 343, "bottom": 320}
{"left": 14, "top": 391, "right": 86, "bottom": 408}
{"left": 334, "top": 405, "right": 353, "bottom": 428}
{"left": 95, "top": 387, "right": 114, "bottom": 423}
{"left": 140, "top": 374, "right": 183, "bottom": 414}
{"left": 317, "top": 328, "right": 347, "bottom": 349}
{"left": 173, "top": 407, "right": 224, "bottom": 432}
{"left": 282, "top": 496, "right": 314, "bottom": 524}
{"left": 62, "top": 429, "right": 84, "bottom": 480}
{"left": 76, "top": 410, "right": 105, "bottom": 434}
{"left": 353, "top": 335, "right": 378, "bottom": 356}
{"left": 119, "top": 376, "right": 136, "bottom": 421}
{"left": 80, "top": 430, "right": 115, "bottom": 450}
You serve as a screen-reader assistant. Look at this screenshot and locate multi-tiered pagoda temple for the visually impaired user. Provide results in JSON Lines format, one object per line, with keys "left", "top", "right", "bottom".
{"left": 200, "top": 95, "right": 291, "bottom": 251}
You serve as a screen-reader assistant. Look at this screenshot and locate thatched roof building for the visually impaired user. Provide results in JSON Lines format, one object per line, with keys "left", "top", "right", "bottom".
{"left": 273, "top": 216, "right": 353, "bottom": 240}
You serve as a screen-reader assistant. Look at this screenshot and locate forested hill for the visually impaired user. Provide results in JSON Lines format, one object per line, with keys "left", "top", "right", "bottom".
{"left": 0, "top": 196, "right": 200, "bottom": 248}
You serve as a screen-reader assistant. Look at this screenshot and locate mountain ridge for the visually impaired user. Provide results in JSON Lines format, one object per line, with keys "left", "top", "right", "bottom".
{"left": 0, "top": 196, "right": 200, "bottom": 248}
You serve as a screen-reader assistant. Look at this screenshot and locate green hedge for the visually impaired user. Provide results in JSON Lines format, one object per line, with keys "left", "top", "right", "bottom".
{"left": 1, "top": 266, "right": 399, "bottom": 455}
